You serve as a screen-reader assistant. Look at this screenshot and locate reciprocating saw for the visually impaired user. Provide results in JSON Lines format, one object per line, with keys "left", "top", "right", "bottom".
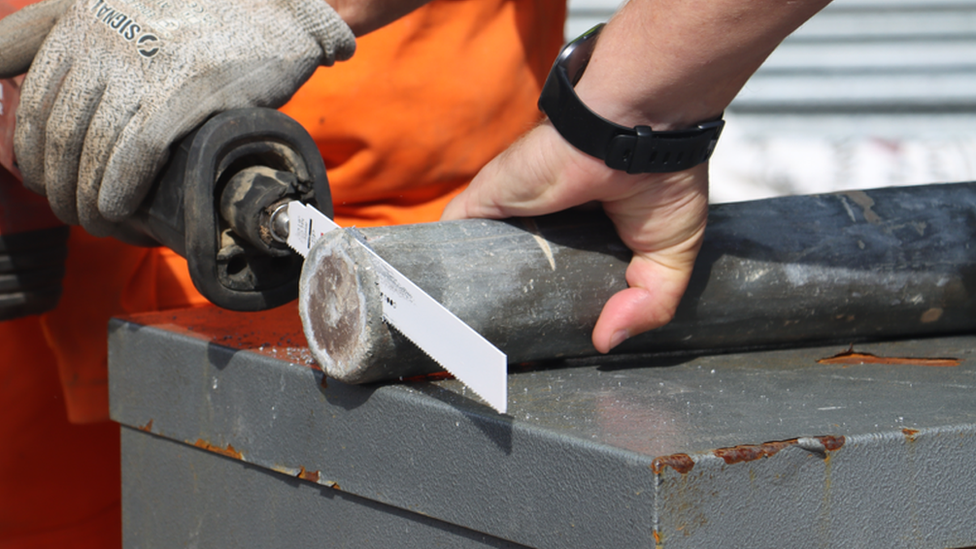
{"left": 1, "top": 66, "right": 334, "bottom": 316}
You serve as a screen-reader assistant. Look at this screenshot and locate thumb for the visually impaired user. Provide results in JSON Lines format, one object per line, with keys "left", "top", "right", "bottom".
{"left": 590, "top": 251, "right": 699, "bottom": 353}
{"left": 0, "top": 0, "right": 74, "bottom": 79}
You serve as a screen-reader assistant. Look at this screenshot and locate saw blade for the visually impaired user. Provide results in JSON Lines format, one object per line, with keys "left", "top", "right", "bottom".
{"left": 284, "top": 201, "right": 508, "bottom": 413}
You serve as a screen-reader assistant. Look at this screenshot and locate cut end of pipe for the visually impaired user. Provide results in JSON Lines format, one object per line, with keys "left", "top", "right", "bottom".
{"left": 298, "top": 229, "right": 388, "bottom": 383}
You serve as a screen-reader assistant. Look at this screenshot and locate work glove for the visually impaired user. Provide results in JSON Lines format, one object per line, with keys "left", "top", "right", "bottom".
{"left": 0, "top": 0, "right": 354, "bottom": 236}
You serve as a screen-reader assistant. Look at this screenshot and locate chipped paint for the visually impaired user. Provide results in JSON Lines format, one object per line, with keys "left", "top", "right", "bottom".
{"left": 714, "top": 440, "right": 797, "bottom": 465}
{"left": 920, "top": 307, "right": 943, "bottom": 323}
{"left": 193, "top": 439, "right": 244, "bottom": 460}
{"left": 297, "top": 467, "right": 320, "bottom": 483}
{"left": 818, "top": 436, "right": 846, "bottom": 452}
{"left": 272, "top": 464, "right": 339, "bottom": 489}
{"left": 714, "top": 436, "right": 845, "bottom": 465}
{"left": 271, "top": 464, "right": 301, "bottom": 476}
{"left": 841, "top": 191, "right": 882, "bottom": 224}
{"left": 651, "top": 453, "right": 695, "bottom": 475}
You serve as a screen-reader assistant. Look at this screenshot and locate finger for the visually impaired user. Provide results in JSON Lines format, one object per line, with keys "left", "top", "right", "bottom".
{"left": 96, "top": 102, "right": 206, "bottom": 222}
{"left": 76, "top": 83, "right": 140, "bottom": 236}
{"left": 95, "top": 53, "right": 315, "bottom": 224}
{"left": 442, "top": 124, "right": 605, "bottom": 221}
{"left": 43, "top": 66, "right": 106, "bottom": 225}
{"left": 593, "top": 236, "right": 701, "bottom": 353}
{"left": 0, "top": 0, "right": 74, "bottom": 78}
{"left": 441, "top": 172, "right": 504, "bottom": 221}
{"left": 290, "top": 0, "right": 356, "bottom": 63}
{"left": 13, "top": 35, "right": 74, "bottom": 196}
{"left": 591, "top": 254, "right": 696, "bottom": 353}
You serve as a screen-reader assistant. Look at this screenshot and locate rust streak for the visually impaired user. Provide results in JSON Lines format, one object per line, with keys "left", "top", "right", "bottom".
{"left": 651, "top": 453, "right": 695, "bottom": 475}
{"left": 138, "top": 419, "right": 154, "bottom": 433}
{"left": 297, "top": 467, "right": 320, "bottom": 483}
{"left": 817, "top": 346, "right": 959, "bottom": 367}
{"left": 194, "top": 439, "right": 244, "bottom": 460}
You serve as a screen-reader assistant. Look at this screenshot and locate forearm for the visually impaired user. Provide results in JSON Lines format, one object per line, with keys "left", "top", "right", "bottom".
{"left": 325, "top": 0, "right": 431, "bottom": 35}
{"left": 575, "top": 0, "right": 832, "bottom": 130}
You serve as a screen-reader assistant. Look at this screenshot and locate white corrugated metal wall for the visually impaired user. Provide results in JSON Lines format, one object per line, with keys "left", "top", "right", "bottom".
{"left": 564, "top": 0, "right": 976, "bottom": 202}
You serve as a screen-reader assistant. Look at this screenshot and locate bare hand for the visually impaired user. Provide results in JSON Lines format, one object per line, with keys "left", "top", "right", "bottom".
{"left": 442, "top": 121, "right": 708, "bottom": 353}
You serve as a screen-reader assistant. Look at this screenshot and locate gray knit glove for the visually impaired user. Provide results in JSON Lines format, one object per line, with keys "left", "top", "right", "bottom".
{"left": 0, "top": 0, "right": 354, "bottom": 236}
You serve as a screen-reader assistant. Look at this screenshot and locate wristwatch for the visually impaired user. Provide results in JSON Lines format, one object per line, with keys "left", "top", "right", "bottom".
{"left": 538, "top": 24, "right": 725, "bottom": 174}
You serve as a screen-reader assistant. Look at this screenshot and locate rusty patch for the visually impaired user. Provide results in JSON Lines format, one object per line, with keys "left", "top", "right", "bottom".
{"left": 651, "top": 453, "right": 695, "bottom": 475}
{"left": 194, "top": 439, "right": 244, "bottom": 460}
{"left": 653, "top": 529, "right": 662, "bottom": 546}
{"left": 138, "top": 419, "right": 154, "bottom": 432}
{"left": 818, "top": 435, "right": 845, "bottom": 451}
{"left": 817, "top": 346, "right": 959, "bottom": 367}
{"left": 714, "top": 440, "right": 796, "bottom": 464}
{"left": 715, "top": 435, "right": 844, "bottom": 464}
{"left": 297, "top": 467, "right": 320, "bottom": 483}
{"left": 902, "top": 428, "right": 920, "bottom": 442}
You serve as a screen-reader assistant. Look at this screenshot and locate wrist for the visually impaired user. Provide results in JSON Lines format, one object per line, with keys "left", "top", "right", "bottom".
{"left": 567, "top": 0, "right": 829, "bottom": 131}
{"left": 570, "top": 27, "right": 730, "bottom": 132}
{"left": 539, "top": 24, "right": 724, "bottom": 175}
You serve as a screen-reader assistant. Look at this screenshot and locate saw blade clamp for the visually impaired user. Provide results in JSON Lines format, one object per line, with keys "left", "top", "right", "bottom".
{"left": 122, "top": 108, "right": 333, "bottom": 311}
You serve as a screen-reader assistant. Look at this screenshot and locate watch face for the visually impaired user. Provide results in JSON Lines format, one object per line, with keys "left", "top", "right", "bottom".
{"left": 560, "top": 24, "right": 603, "bottom": 86}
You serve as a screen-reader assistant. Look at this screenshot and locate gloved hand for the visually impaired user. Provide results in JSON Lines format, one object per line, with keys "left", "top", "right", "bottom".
{"left": 0, "top": 0, "right": 354, "bottom": 236}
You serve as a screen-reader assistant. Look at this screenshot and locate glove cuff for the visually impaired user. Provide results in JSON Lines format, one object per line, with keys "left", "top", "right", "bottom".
{"left": 288, "top": 0, "right": 356, "bottom": 65}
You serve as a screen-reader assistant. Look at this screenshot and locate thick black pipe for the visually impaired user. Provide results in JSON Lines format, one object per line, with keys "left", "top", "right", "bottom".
{"left": 300, "top": 182, "right": 976, "bottom": 384}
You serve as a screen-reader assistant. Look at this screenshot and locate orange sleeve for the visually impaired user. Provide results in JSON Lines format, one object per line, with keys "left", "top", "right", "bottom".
{"left": 0, "top": 315, "right": 121, "bottom": 548}
{"left": 37, "top": 228, "right": 209, "bottom": 424}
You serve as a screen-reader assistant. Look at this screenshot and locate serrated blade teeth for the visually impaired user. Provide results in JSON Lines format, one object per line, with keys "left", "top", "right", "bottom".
{"left": 384, "top": 319, "right": 506, "bottom": 412}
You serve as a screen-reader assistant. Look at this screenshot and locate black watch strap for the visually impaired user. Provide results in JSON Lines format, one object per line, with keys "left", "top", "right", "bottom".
{"left": 538, "top": 24, "right": 725, "bottom": 174}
